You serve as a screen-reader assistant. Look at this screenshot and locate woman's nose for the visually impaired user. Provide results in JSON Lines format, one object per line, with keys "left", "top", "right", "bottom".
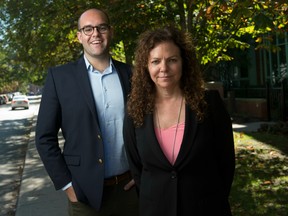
{"left": 159, "top": 61, "right": 168, "bottom": 72}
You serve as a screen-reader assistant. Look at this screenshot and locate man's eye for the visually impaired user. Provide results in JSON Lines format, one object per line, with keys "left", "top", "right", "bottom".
{"left": 85, "top": 27, "right": 93, "bottom": 32}
{"left": 99, "top": 26, "right": 107, "bottom": 31}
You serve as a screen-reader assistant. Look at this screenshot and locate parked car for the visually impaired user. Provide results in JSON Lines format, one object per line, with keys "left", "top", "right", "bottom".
{"left": 0, "top": 96, "right": 5, "bottom": 105}
{"left": 11, "top": 95, "right": 29, "bottom": 110}
{"left": 6, "top": 93, "right": 14, "bottom": 101}
{"left": 0, "top": 94, "right": 9, "bottom": 104}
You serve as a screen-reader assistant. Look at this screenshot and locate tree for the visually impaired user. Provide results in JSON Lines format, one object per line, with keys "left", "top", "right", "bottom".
{"left": 0, "top": 0, "right": 287, "bottom": 86}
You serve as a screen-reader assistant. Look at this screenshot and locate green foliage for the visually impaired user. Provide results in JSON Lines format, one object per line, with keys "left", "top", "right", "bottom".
{"left": 0, "top": 0, "right": 287, "bottom": 87}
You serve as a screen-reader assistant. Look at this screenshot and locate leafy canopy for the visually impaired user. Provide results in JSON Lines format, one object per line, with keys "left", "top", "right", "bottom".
{"left": 0, "top": 0, "right": 287, "bottom": 91}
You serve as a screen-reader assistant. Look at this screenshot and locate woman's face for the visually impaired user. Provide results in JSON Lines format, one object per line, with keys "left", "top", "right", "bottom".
{"left": 148, "top": 41, "right": 182, "bottom": 90}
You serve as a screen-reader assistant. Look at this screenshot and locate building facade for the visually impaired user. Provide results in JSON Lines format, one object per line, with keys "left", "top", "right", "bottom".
{"left": 219, "top": 32, "right": 288, "bottom": 121}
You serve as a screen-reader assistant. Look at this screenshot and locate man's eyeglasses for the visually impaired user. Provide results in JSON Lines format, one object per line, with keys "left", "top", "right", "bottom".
{"left": 79, "top": 24, "right": 110, "bottom": 36}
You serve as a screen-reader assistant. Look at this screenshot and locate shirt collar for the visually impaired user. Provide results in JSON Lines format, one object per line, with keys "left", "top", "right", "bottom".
{"left": 83, "top": 54, "right": 114, "bottom": 74}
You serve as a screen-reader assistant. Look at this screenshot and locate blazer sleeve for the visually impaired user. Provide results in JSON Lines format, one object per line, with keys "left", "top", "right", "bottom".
{"left": 207, "top": 90, "right": 235, "bottom": 198}
{"left": 35, "top": 68, "right": 72, "bottom": 190}
{"left": 123, "top": 112, "right": 143, "bottom": 189}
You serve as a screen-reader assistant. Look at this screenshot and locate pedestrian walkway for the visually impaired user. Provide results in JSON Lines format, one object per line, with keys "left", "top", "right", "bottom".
{"left": 15, "top": 114, "right": 68, "bottom": 216}
{"left": 15, "top": 115, "right": 271, "bottom": 215}
{"left": 232, "top": 121, "right": 274, "bottom": 132}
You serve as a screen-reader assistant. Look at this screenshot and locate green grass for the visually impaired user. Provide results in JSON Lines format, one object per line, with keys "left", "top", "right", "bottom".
{"left": 230, "top": 132, "right": 288, "bottom": 216}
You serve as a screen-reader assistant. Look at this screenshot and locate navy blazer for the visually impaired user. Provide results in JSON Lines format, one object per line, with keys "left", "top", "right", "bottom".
{"left": 35, "top": 57, "right": 132, "bottom": 210}
{"left": 124, "top": 90, "right": 235, "bottom": 216}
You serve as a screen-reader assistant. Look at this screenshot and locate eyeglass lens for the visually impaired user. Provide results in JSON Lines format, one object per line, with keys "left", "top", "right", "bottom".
{"left": 82, "top": 24, "right": 110, "bottom": 35}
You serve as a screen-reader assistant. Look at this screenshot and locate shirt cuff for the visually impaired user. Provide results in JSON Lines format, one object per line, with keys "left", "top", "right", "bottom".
{"left": 62, "top": 182, "right": 72, "bottom": 191}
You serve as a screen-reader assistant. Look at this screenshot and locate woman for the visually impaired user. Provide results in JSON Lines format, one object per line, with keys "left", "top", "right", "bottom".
{"left": 123, "top": 26, "right": 235, "bottom": 216}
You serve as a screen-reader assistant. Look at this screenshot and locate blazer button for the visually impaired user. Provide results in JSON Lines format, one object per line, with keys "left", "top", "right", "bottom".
{"left": 97, "top": 135, "right": 101, "bottom": 139}
{"left": 171, "top": 171, "right": 177, "bottom": 179}
{"left": 98, "top": 159, "right": 103, "bottom": 164}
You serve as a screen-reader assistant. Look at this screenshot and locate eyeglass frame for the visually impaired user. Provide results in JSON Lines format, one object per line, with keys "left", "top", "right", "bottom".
{"left": 78, "top": 24, "right": 111, "bottom": 36}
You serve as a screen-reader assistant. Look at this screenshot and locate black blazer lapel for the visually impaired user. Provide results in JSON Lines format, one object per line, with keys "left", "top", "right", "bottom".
{"left": 112, "top": 59, "right": 132, "bottom": 103}
{"left": 145, "top": 114, "right": 176, "bottom": 168}
{"left": 74, "top": 57, "right": 99, "bottom": 124}
{"left": 174, "top": 105, "right": 198, "bottom": 167}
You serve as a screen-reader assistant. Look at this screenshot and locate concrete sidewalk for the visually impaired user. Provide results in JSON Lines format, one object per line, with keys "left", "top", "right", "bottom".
{"left": 15, "top": 114, "right": 68, "bottom": 216}
{"left": 232, "top": 121, "right": 268, "bottom": 132}
{"left": 15, "top": 116, "right": 272, "bottom": 215}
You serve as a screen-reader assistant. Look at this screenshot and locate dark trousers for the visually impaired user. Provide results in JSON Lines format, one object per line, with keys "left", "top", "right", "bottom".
{"left": 68, "top": 178, "right": 138, "bottom": 216}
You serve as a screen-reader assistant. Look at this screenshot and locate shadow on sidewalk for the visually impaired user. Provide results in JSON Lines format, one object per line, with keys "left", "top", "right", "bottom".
{"left": 16, "top": 116, "right": 68, "bottom": 216}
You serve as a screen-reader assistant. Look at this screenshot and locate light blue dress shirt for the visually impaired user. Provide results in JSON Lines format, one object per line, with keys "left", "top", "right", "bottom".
{"left": 84, "top": 55, "right": 129, "bottom": 178}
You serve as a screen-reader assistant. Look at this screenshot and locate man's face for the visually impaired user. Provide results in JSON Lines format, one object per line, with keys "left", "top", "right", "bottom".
{"left": 77, "top": 10, "right": 113, "bottom": 59}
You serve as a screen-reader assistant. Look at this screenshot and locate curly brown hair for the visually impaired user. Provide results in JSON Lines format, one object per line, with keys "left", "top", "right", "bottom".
{"left": 127, "top": 26, "right": 206, "bottom": 127}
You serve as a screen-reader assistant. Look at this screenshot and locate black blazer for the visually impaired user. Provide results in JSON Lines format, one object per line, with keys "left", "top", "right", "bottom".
{"left": 124, "top": 90, "right": 235, "bottom": 216}
{"left": 35, "top": 57, "right": 132, "bottom": 210}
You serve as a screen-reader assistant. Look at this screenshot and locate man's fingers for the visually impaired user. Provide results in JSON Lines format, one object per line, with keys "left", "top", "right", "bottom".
{"left": 124, "top": 179, "right": 135, "bottom": 191}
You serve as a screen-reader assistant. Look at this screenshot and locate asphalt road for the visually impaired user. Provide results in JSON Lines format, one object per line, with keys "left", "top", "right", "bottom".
{"left": 0, "top": 97, "right": 40, "bottom": 216}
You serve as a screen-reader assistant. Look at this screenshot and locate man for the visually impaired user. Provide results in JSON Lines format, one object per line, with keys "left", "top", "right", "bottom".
{"left": 35, "top": 8, "right": 138, "bottom": 215}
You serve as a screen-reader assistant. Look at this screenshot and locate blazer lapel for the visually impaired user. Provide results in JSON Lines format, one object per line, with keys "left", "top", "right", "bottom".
{"left": 112, "top": 59, "right": 131, "bottom": 104}
{"left": 174, "top": 105, "right": 198, "bottom": 167}
{"left": 145, "top": 114, "right": 176, "bottom": 168}
{"left": 144, "top": 108, "right": 198, "bottom": 168}
{"left": 74, "top": 57, "right": 99, "bottom": 123}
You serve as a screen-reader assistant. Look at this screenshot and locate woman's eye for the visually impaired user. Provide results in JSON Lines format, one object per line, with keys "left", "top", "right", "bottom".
{"left": 151, "top": 60, "right": 159, "bottom": 65}
{"left": 169, "top": 58, "right": 177, "bottom": 63}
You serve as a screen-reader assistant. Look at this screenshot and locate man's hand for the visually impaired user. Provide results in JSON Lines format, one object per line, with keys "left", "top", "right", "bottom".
{"left": 124, "top": 179, "right": 135, "bottom": 191}
{"left": 65, "top": 186, "right": 78, "bottom": 202}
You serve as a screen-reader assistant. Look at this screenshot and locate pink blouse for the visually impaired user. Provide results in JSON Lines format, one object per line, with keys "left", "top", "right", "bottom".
{"left": 155, "top": 122, "right": 185, "bottom": 165}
